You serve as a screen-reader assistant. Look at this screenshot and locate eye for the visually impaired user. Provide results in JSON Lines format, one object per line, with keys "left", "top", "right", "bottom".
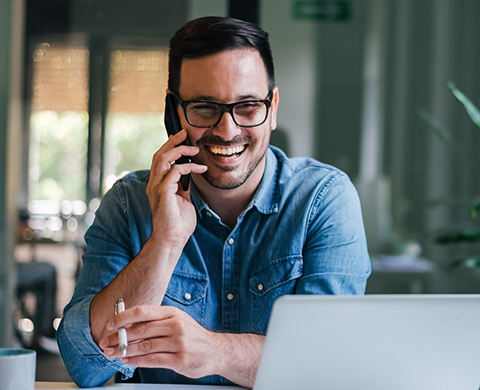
{"left": 238, "top": 102, "right": 261, "bottom": 109}
{"left": 234, "top": 101, "right": 263, "bottom": 115}
{"left": 188, "top": 102, "right": 218, "bottom": 119}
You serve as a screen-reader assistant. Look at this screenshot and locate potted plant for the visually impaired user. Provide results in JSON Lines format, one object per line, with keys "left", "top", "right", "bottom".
{"left": 419, "top": 82, "right": 480, "bottom": 269}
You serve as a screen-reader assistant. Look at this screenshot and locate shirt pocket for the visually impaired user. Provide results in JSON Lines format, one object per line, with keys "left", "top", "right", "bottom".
{"left": 163, "top": 273, "right": 208, "bottom": 323}
{"left": 248, "top": 255, "right": 303, "bottom": 331}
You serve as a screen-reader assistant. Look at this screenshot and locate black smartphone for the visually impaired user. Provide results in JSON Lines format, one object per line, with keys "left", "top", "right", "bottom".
{"left": 165, "top": 93, "right": 191, "bottom": 191}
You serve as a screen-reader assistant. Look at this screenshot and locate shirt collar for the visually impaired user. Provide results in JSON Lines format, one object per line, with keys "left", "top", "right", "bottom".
{"left": 190, "top": 146, "right": 280, "bottom": 220}
{"left": 189, "top": 181, "right": 209, "bottom": 221}
{"left": 250, "top": 147, "right": 280, "bottom": 215}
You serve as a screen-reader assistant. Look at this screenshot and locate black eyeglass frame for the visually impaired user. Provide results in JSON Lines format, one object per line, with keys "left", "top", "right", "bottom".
{"left": 170, "top": 91, "right": 274, "bottom": 128}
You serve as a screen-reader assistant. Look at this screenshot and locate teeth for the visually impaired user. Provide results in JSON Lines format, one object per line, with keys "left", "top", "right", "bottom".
{"left": 209, "top": 145, "right": 245, "bottom": 156}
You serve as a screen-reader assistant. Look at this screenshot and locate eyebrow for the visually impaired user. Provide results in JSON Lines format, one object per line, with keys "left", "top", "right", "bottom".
{"left": 187, "top": 94, "right": 264, "bottom": 102}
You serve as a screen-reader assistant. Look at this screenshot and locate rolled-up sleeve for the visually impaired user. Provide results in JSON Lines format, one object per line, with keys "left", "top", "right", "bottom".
{"left": 57, "top": 297, "right": 135, "bottom": 387}
{"left": 56, "top": 181, "right": 137, "bottom": 387}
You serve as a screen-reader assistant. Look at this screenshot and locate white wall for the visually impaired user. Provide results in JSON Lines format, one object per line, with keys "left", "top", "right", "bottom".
{"left": 261, "top": 0, "right": 317, "bottom": 158}
{"left": 188, "top": 0, "right": 227, "bottom": 20}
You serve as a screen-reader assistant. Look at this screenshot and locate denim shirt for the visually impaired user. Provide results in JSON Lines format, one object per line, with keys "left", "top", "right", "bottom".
{"left": 57, "top": 146, "right": 371, "bottom": 387}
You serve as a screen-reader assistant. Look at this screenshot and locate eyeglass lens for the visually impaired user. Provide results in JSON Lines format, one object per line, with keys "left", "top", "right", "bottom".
{"left": 186, "top": 101, "right": 268, "bottom": 127}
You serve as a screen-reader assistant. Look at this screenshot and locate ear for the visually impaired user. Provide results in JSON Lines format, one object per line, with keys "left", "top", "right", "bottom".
{"left": 269, "top": 87, "right": 279, "bottom": 131}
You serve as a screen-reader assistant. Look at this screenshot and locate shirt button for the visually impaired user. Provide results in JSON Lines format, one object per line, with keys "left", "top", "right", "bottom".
{"left": 258, "top": 284, "right": 264, "bottom": 291}
{"left": 227, "top": 293, "right": 234, "bottom": 301}
{"left": 184, "top": 293, "right": 192, "bottom": 300}
{"left": 228, "top": 238, "right": 234, "bottom": 245}
{"left": 206, "top": 211, "right": 212, "bottom": 217}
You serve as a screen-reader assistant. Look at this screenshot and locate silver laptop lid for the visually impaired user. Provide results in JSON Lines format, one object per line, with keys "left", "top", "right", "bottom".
{"left": 254, "top": 295, "right": 480, "bottom": 390}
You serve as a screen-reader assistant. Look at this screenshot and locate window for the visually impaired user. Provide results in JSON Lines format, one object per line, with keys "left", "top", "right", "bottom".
{"left": 26, "top": 42, "right": 170, "bottom": 240}
{"left": 29, "top": 43, "right": 89, "bottom": 204}
{"left": 103, "top": 48, "right": 169, "bottom": 192}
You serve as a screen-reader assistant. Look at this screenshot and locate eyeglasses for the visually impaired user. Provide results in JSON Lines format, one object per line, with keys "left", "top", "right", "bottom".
{"left": 171, "top": 91, "right": 273, "bottom": 128}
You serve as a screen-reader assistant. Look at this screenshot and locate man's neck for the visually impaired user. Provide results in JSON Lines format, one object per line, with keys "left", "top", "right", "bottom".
{"left": 191, "top": 159, "right": 266, "bottom": 230}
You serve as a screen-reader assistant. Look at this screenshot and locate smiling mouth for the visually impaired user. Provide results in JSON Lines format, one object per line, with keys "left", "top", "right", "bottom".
{"left": 207, "top": 145, "right": 246, "bottom": 157}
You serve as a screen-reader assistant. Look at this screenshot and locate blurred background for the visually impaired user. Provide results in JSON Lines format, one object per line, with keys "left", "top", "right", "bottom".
{"left": 1, "top": 0, "right": 480, "bottom": 382}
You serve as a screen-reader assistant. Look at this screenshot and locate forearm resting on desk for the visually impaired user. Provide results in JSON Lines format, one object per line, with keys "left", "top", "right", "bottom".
{"left": 213, "top": 332, "right": 265, "bottom": 388}
{"left": 102, "top": 305, "right": 265, "bottom": 389}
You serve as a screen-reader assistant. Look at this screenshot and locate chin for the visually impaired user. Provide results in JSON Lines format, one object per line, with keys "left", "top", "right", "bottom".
{"left": 201, "top": 170, "right": 249, "bottom": 190}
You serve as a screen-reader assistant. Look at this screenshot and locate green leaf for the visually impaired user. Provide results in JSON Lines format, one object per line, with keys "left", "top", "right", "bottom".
{"left": 434, "top": 227, "right": 480, "bottom": 244}
{"left": 449, "top": 256, "right": 480, "bottom": 270}
{"left": 448, "top": 81, "right": 480, "bottom": 129}
{"left": 417, "top": 108, "right": 464, "bottom": 156}
{"left": 470, "top": 196, "right": 480, "bottom": 219}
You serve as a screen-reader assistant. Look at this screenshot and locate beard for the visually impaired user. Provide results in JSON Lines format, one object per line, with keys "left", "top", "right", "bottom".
{"left": 192, "top": 131, "right": 271, "bottom": 190}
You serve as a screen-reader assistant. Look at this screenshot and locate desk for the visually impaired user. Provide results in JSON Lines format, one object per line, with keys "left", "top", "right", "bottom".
{"left": 36, "top": 382, "right": 243, "bottom": 389}
{"left": 366, "top": 255, "right": 436, "bottom": 294}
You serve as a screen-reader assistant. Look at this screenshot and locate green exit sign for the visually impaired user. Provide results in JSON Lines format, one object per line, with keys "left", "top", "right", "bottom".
{"left": 293, "top": 1, "right": 351, "bottom": 22}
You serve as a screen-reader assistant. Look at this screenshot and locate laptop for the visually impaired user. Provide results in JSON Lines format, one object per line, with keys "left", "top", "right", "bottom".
{"left": 253, "top": 295, "right": 480, "bottom": 390}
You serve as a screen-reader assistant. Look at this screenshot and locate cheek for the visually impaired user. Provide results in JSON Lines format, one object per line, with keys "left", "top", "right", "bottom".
{"left": 186, "top": 130, "right": 203, "bottom": 146}
{"left": 255, "top": 127, "right": 271, "bottom": 145}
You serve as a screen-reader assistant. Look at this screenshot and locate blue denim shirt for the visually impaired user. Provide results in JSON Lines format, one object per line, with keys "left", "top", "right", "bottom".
{"left": 57, "top": 146, "right": 371, "bottom": 387}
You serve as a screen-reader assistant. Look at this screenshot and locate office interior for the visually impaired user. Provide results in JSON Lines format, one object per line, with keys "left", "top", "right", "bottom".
{"left": 1, "top": 0, "right": 480, "bottom": 382}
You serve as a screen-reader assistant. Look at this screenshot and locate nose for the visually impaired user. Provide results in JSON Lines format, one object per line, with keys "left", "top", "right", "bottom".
{"left": 211, "top": 110, "right": 242, "bottom": 141}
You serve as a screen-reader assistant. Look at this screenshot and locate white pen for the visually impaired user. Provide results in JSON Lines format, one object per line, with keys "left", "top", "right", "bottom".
{"left": 115, "top": 298, "right": 128, "bottom": 357}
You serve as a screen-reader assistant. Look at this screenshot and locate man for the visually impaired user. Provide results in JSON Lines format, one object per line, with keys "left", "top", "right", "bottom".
{"left": 57, "top": 16, "right": 370, "bottom": 388}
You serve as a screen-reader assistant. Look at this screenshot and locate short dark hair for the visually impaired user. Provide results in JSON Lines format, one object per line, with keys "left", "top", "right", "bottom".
{"left": 168, "top": 16, "right": 275, "bottom": 95}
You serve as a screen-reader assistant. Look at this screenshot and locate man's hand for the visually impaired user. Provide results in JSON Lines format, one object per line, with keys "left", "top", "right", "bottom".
{"left": 99, "top": 305, "right": 265, "bottom": 388}
{"left": 147, "top": 129, "right": 207, "bottom": 252}
{"left": 90, "top": 130, "right": 206, "bottom": 345}
{"left": 101, "top": 306, "right": 216, "bottom": 378}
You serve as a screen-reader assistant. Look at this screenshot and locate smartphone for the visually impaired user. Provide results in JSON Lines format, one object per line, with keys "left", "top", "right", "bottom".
{"left": 165, "top": 93, "right": 191, "bottom": 191}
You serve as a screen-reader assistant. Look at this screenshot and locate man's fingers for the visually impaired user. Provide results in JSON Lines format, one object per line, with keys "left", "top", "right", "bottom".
{"left": 101, "top": 306, "right": 215, "bottom": 379}
{"left": 106, "top": 305, "right": 178, "bottom": 331}
{"left": 159, "top": 129, "right": 188, "bottom": 152}
{"left": 100, "top": 306, "right": 177, "bottom": 350}
{"left": 121, "top": 352, "right": 179, "bottom": 370}
{"left": 157, "top": 144, "right": 201, "bottom": 164}
{"left": 149, "top": 145, "right": 201, "bottom": 185}
{"left": 151, "top": 129, "right": 192, "bottom": 167}
{"left": 167, "top": 163, "right": 207, "bottom": 184}
{"left": 104, "top": 332, "right": 180, "bottom": 359}
{"left": 149, "top": 129, "right": 196, "bottom": 184}
{"left": 101, "top": 317, "right": 176, "bottom": 349}
{"left": 147, "top": 163, "right": 207, "bottom": 199}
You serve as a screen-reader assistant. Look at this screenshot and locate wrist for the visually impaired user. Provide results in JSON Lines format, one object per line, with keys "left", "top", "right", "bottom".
{"left": 210, "top": 333, "right": 265, "bottom": 388}
{"left": 206, "top": 331, "right": 230, "bottom": 376}
{"left": 143, "top": 234, "right": 185, "bottom": 264}
{"left": 150, "top": 227, "right": 192, "bottom": 253}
